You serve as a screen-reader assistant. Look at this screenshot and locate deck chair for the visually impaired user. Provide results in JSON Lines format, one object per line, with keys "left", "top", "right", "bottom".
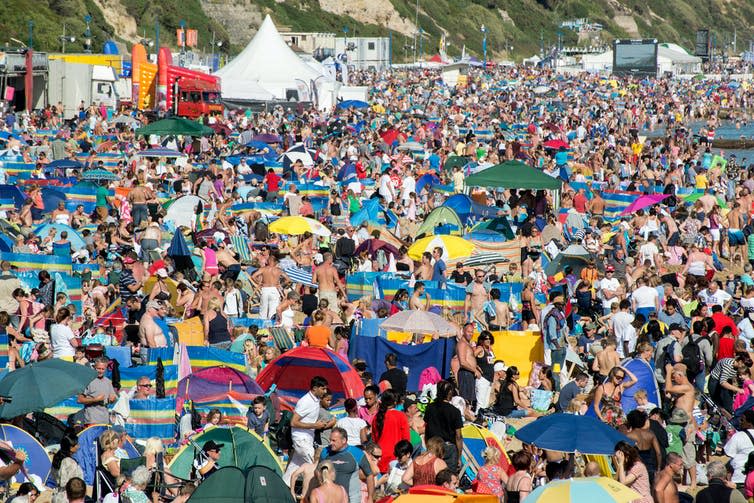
{"left": 269, "top": 327, "right": 294, "bottom": 351}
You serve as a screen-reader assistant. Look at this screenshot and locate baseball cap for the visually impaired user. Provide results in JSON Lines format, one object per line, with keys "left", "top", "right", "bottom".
{"left": 203, "top": 440, "right": 224, "bottom": 452}
{"left": 122, "top": 256, "right": 136, "bottom": 265}
{"left": 156, "top": 268, "right": 168, "bottom": 278}
{"left": 605, "top": 265, "right": 615, "bottom": 272}
{"left": 493, "top": 361, "right": 508, "bottom": 372}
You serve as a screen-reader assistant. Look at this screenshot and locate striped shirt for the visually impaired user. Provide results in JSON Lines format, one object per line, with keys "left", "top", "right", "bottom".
{"left": 118, "top": 269, "right": 138, "bottom": 300}
{"left": 710, "top": 357, "right": 736, "bottom": 382}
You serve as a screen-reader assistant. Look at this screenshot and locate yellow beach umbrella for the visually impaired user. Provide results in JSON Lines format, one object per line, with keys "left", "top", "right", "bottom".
{"left": 407, "top": 235, "right": 475, "bottom": 261}
{"left": 268, "top": 216, "right": 331, "bottom": 237}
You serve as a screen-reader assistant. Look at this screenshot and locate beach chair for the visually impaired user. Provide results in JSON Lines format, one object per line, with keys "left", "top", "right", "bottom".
{"left": 52, "top": 241, "right": 72, "bottom": 257}
{"left": 269, "top": 327, "right": 295, "bottom": 351}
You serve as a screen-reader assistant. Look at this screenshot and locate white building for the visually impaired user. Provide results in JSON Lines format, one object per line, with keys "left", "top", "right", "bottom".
{"left": 335, "top": 37, "right": 391, "bottom": 71}
{"left": 278, "top": 32, "right": 391, "bottom": 70}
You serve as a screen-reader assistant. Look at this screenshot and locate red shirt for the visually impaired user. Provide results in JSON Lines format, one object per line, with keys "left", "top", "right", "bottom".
{"left": 264, "top": 172, "right": 281, "bottom": 192}
{"left": 371, "top": 409, "right": 410, "bottom": 473}
{"left": 573, "top": 193, "right": 588, "bottom": 213}
{"left": 718, "top": 336, "right": 735, "bottom": 360}
{"left": 711, "top": 312, "right": 738, "bottom": 338}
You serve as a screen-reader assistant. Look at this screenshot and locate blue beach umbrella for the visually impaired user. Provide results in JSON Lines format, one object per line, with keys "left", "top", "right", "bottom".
{"left": 514, "top": 413, "right": 633, "bottom": 455}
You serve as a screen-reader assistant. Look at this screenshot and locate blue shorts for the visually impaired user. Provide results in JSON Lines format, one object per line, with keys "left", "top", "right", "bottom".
{"left": 729, "top": 229, "right": 745, "bottom": 246}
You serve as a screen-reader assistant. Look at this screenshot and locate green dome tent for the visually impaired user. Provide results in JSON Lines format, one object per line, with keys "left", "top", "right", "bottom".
{"left": 415, "top": 206, "right": 464, "bottom": 239}
{"left": 169, "top": 426, "right": 282, "bottom": 479}
{"left": 187, "top": 466, "right": 293, "bottom": 503}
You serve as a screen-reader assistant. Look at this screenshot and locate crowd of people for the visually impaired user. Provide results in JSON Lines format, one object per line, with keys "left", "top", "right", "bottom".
{"left": 0, "top": 62, "right": 754, "bottom": 502}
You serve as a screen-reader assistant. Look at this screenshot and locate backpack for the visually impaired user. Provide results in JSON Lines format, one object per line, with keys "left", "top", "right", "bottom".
{"left": 681, "top": 334, "right": 704, "bottom": 378}
{"left": 274, "top": 410, "right": 294, "bottom": 451}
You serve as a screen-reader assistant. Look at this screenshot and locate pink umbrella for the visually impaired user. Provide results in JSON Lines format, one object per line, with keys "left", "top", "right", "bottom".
{"left": 620, "top": 193, "right": 670, "bottom": 215}
{"left": 543, "top": 139, "right": 570, "bottom": 150}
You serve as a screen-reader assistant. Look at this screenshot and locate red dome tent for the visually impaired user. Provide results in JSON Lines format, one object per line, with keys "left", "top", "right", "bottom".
{"left": 256, "top": 347, "right": 364, "bottom": 403}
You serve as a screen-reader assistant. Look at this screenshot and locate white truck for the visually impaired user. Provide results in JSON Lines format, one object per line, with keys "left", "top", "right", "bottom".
{"left": 43, "top": 60, "right": 121, "bottom": 118}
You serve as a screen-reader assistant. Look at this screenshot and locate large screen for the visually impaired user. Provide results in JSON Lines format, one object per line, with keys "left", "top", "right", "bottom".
{"left": 695, "top": 30, "right": 710, "bottom": 59}
{"left": 613, "top": 39, "right": 658, "bottom": 77}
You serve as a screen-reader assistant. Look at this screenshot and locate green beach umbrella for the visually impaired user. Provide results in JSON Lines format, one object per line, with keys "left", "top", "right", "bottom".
{"left": 0, "top": 359, "right": 96, "bottom": 418}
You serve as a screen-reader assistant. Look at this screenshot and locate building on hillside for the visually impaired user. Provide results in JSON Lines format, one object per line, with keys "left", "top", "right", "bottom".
{"left": 279, "top": 32, "right": 337, "bottom": 61}
{"left": 280, "top": 31, "right": 391, "bottom": 70}
{"left": 334, "top": 37, "right": 390, "bottom": 71}
{"left": 0, "top": 51, "right": 48, "bottom": 112}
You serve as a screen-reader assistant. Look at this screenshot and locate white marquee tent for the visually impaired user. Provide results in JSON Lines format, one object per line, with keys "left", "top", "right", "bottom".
{"left": 215, "top": 15, "right": 327, "bottom": 102}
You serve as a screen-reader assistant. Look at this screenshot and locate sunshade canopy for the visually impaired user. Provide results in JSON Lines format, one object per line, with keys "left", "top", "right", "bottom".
{"left": 135, "top": 118, "right": 215, "bottom": 137}
{"left": 465, "top": 160, "right": 562, "bottom": 190}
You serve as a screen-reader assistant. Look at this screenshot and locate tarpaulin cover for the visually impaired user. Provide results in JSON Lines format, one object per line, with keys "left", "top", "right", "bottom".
{"left": 256, "top": 346, "right": 364, "bottom": 401}
{"left": 349, "top": 335, "right": 456, "bottom": 392}
{"left": 485, "top": 331, "right": 544, "bottom": 384}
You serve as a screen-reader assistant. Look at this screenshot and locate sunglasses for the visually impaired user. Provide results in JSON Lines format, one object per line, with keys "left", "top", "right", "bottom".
{"left": 614, "top": 375, "right": 625, "bottom": 380}
{"left": 372, "top": 453, "right": 383, "bottom": 459}
{"left": 139, "top": 383, "right": 152, "bottom": 388}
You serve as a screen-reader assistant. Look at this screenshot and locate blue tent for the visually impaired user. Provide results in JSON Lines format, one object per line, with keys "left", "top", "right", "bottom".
{"left": 465, "top": 230, "right": 507, "bottom": 242}
{"left": 336, "top": 100, "right": 369, "bottom": 109}
{"left": 0, "top": 185, "right": 26, "bottom": 208}
{"left": 0, "top": 235, "right": 12, "bottom": 252}
{"left": 46, "top": 159, "right": 84, "bottom": 171}
{"left": 33, "top": 223, "right": 87, "bottom": 250}
{"left": 443, "top": 193, "right": 499, "bottom": 224}
{"left": 337, "top": 163, "right": 357, "bottom": 182}
{"left": 621, "top": 358, "right": 660, "bottom": 413}
{"left": 73, "top": 425, "right": 140, "bottom": 485}
{"left": 415, "top": 173, "right": 440, "bottom": 195}
{"left": 40, "top": 187, "right": 67, "bottom": 213}
{"left": 514, "top": 413, "right": 633, "bottom": 455}
{"left": 350, "top": 198, "right": 397, "bottom": 228}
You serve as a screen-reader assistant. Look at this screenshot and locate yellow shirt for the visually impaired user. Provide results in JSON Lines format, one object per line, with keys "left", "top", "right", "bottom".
{"left": 695, "top": 173, "right": 709, "bottom": 189}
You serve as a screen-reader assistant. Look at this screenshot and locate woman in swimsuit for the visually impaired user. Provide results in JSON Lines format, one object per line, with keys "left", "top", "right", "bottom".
{"left": 506, "top": 451, "right": 533, "bottom": 503}
{"left": 149, "top": 272, "right": 172, "bottom": 302}
{"left": 308, "top": 461, "right": 347, "bottom": 503}
{"left": 521, "top": 278, "right": 538, "bottom": 326}
{"left": 592, "top": 366, "right": 637, "bottom": 427}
